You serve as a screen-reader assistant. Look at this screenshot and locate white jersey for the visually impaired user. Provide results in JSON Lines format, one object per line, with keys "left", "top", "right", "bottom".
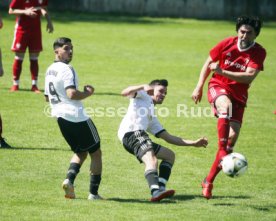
{"left": 44, "top": 61, "right": 89, "bottom": 122}
{"left": 118, "top": 90, "right": 164, "bottom": 141}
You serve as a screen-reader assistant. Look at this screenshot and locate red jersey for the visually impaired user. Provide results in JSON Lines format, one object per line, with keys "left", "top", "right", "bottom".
{"left": 209, "top": 36, "right": 266, "bottom": 104}
{"left": 10, "top": 0, "right": 48, "bottom": 32}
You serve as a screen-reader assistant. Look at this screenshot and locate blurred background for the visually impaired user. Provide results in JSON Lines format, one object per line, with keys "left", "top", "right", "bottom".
{"left": 1, "top": 0, "right": 276, "bottom": 20}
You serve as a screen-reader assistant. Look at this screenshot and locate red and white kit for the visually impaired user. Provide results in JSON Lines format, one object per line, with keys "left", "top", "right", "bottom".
{"left": 10, "top": 0, "right": 48, "bottom": 53}
{"left": 207, "top": 36, "right": 266, "bottom": 123}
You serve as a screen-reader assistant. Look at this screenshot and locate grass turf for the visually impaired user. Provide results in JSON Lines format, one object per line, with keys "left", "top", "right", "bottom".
{"left": 0, "top": 11, "right": 275, "bottom": 221}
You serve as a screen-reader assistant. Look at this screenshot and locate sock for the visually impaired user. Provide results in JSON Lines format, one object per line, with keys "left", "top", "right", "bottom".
{"left": 158, "top": 161, "right": 173, "bottom": 188}
{"left": 89, "top": 174, "right": 102, "bottom": 195}
{"left": 206, "top": 114, "right": 229, "bottom": 183}
{"left": 0, "top": 115, "right": 2, "bottom": 139}
{"left": 30, "top": 59, "right": 38, "bottom": 81}
{"left": 12, "top": 58, "right": 23, "bottom": 81}
{"left": 145, "top": 169, "right": 159, "bottom": 195}
{"left": 66, "top": 163, "right": 80, "bottom": 184}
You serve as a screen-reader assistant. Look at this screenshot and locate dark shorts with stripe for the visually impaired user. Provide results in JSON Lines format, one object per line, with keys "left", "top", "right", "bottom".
{"left": 122, "top": 130, "right": 161, "bottom": 163}
{"left": 57, "top": 117, "right": 100, "bottom": 153}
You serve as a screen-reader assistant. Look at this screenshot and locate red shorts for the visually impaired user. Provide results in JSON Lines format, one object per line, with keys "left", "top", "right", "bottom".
{"left": 11, "top": 29, "right": 42, "bottom": 53}
{"left": 207, "top": 85, "right": 245, "bottom": 124}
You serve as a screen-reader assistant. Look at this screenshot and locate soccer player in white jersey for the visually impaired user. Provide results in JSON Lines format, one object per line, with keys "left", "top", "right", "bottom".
{"left": 118, "top": 79, "right": 208, "bottom": 202}
{"left": 44, "top": 37, "right": 103, "bottom": 200}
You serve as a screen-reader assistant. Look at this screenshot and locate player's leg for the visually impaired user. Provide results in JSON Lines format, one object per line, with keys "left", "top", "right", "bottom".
{"left": 206, "top": 95, "right": 232, "bottom": 183}
{"left": 10, "top": 52, "right": 25, "bottom": 91}
{"left": 0, "top": 114, "right": 12, "bottom": 148}
{"left": 62, "top": 152, "right": 88, "bottom": 199}
{"left": 142, "top": 149, "right": 175, "bottom": 201}
{"left": 227, "top": 121, "right": 241, "bottom": 153}
{"left": 88, "top": 148, "right": 103, "bottom": 200}
{"left": 141, "top": 150, "right": 159, "bottom": 195}
{"left": 29, "top": 30, "right": 42, "bottom": 92}
{"left": 10, "top": 30, "right": 27, "bottom": 91}
{"left": 29, "top": 52, "right": 40, "bottom": 93}
{"left": 202, "top": 94, "right": 232, "bottom": 199}
{"left": 155, "top": 146, "right": 175, "bottom": 190}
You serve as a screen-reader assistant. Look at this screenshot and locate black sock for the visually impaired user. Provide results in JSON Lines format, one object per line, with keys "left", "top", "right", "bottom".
{"left": 66, "top": 163, "right": 81, "bottom": 184}
{"left": 158, "top": 161, "right": 173, "bottom": 188}
{"left": 90, "top": 174, "right": 101, "bottom": 195}
{"left": 145, "top": 169, "right": 159, "bottom": 195}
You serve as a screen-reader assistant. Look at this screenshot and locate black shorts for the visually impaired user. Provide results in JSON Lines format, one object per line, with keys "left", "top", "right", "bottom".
{"left": 122, "top": 130, "right": 161, "bottom": 163}
{"left": 57, "top": 117, "right": 100, "bottom": 153}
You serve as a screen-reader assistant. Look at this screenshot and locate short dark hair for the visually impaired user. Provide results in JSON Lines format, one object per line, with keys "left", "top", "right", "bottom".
{"left": 53, "top": 37, "right": 72, "bottom": 49}
{"left": 236, "top": 16, "right": 262, "bottom": 36}
{"left": 149, "top": 79, "right": 168, "bottom": 87}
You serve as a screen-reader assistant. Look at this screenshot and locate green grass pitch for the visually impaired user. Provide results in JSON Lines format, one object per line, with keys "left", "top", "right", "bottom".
{"left": 0, "top": 11, "right": 275, "bottom": 221}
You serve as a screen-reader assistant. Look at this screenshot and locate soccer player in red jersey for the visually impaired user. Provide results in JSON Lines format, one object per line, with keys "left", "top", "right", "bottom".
{"left": 191, "top": 16, "right": 266, "bottom": 199}
{"left": 9, "top": 0, "right": 54, "bottom": 93}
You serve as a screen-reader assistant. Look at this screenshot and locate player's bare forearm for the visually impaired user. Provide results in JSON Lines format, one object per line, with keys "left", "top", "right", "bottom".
{"left": 159, "top": 131, "right": 208, "bottom": 148}
{"left": 192, "top": 56, "right": 212, "bottom": 104}
{"left": 66, "top": 86, "right": 94, "bottom": 100}
{"left": 209, "top": 63, "right": 259, "bottom": 84}
{"left": 9, "top": 7, "right": 38, "bottom": 17}
{"left": 121, "top": 84, "right": 153, "bottom": 97}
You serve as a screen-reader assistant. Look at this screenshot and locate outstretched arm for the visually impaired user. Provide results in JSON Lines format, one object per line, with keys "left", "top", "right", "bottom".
{"left": 121, "top": 84, "right": 153, "bottom": 98}
{"left": 158, "top": 130, "right": 208, "bottom": 148}
{"left": 191, "top": 56, "right": 213, "bottom": 104}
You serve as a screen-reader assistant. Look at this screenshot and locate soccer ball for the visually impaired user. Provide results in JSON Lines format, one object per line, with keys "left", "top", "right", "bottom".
{"left": 221, "top": 152, "right": 248, "bottom": 178}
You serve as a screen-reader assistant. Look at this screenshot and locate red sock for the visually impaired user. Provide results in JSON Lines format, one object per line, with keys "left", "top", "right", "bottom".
{"left": 30, "top": 59, "right": 38, "bottom": 81}
{"left": 12, "top": 59, "right": 23, "bottom": 81}
{"left": 206, "top": 115, "right": 229, "bottom": 183}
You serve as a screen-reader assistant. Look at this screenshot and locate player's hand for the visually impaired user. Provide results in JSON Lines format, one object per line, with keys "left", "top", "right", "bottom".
{"left": 191, "top": 87, "right": 203, "bottom": 104}
{"left": 25, "top": 7, "right": 38, "bottom": 18}
{"left": 209, "top": 62, "right": 222, "bottom": 74}
{"left": 84, "top": 85, "right": 94, "bottom": 96}
{"left": 46, "top": 22, "right": 54, "bottom": 33}
{"left": 194, "top": 137, "right": 208, "bottom": 148}
{"left": 144, "top": 84, "right": 154, "bottom": 96}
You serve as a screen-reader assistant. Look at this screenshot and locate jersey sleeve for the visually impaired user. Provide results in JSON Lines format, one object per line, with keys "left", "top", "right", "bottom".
{"left": 248, "top": 47, "right": 266, "bottom": 71}
{"left": 210, "top": 37, "right": 234, "bottom": 62}
{"left": 62, "top": 66, "right": 77, "bottom": 90}
{"left": 147, "top": 117, "right": 165, "bottom": 137}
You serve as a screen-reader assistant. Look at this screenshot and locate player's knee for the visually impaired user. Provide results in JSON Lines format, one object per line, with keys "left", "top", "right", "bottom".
{"left": 90, "top": 148, "right": 102, "bottom": 160}
{"left": 167, "top": 150, "right": 175, "bottom": 165}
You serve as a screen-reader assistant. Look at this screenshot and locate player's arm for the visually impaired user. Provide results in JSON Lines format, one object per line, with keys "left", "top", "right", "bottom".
{"left": 40, "top": 7, "right": 54, "bottom": 33}
{"left": 121, "top": 84, "right": 153, "bottom": 98}
{"left": 191, "top": 56, "right": 213, "bottom": 104}
{"left": 158, "top": 130, "right": 208, "bottom": 148}
{"left": 66, "top": 85, "right": 94, "bottom": 100}
{"left": 8, "top": 7, "right": 38, "bottom": 18}
{"left": 209, "top": 63, "right": 260, "bottom": 84}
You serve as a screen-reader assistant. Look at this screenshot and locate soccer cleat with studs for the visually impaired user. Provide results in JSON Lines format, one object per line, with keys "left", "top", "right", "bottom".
{"left": 62, "top": 179, "right": 75, "bottom": 199}
{"left": 88, "top": 193, "right": 103, "bottom": 200}
{"left": 150, "top": 189, "right": 175, "bottom": 202}
{"left": 201, "top": 178, "right": 213, "bottom": 200}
